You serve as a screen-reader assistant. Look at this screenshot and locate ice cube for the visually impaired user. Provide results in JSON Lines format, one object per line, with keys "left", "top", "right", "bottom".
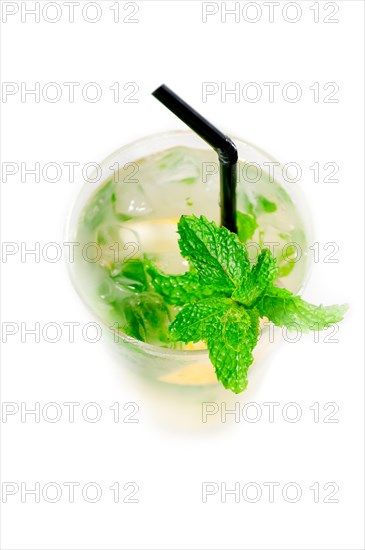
{"left": 96, "top": 224, "right": 141, "bottom": 268}
{"left": 155, "top": 147, "right": 201, "bottom": 185}
{"left": 114, "top": 181, "right": 153, "bottom": 218}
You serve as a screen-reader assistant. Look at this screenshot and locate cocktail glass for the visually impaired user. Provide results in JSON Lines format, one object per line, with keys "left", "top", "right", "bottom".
{"left": 66, "top": 130, "right": 312, "bottom": 391}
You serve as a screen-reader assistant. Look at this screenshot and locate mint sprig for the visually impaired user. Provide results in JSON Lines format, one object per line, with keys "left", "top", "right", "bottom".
{"left": 148, "top": 215, "right": 347, "bottom": 393}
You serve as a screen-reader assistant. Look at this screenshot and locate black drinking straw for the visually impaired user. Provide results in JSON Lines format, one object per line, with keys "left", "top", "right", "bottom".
{"left": 152, "top": 84, "right": 238, "bottom": 234}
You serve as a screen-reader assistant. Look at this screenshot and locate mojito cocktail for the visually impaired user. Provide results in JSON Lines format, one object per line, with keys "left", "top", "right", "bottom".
{"left": 67, "top": 130, "right": 314, "bottom": 388}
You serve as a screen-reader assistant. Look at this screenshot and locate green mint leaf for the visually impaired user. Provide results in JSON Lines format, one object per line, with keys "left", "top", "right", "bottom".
{"left": 110, "top": 259, "right": 149, "bottom": 293}
{"left": 232, "top": 249, "right": 279, "bottom": 306}
{"left": 145, "top": 261, "right": 228, "bottom": 305}
{"left": 207, "top": 304, "right": 259, "bottom": 393}
{"left": 111, "top": 291, "right": 172, "bottom": 344}
{"left": 256, "top": 286, "right": 348, "bottom": 332}
{"left": 256, "top": 195, "right": 277, "bottom": 213}
{"left": 177, "top": 215, "right": 250, "bottom": 292}
{"left": 277, "top": 261, "right": 296, "bottom": 278}
{"left": 236, "top": 210, "right": 258, "bottom": 242}
{"left": 169, "top": 297, "right": 232, "bottom": 343}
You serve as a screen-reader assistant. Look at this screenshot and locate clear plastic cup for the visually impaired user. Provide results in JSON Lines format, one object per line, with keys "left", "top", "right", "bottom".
{"left": 66, "top": 130, "right": 313, "bottom": 391}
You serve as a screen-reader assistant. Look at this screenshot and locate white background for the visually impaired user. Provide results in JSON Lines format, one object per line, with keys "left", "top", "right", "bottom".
{"left": 1, "top": 1, "right": 364, "bottom": 549}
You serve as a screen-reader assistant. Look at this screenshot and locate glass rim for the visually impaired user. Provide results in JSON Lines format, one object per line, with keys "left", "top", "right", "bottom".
{"left": 90, "top": 128, "right": 280, "bottom": 172}
{"left": 65, "top": 129, "right": 312, "bottom": 360}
